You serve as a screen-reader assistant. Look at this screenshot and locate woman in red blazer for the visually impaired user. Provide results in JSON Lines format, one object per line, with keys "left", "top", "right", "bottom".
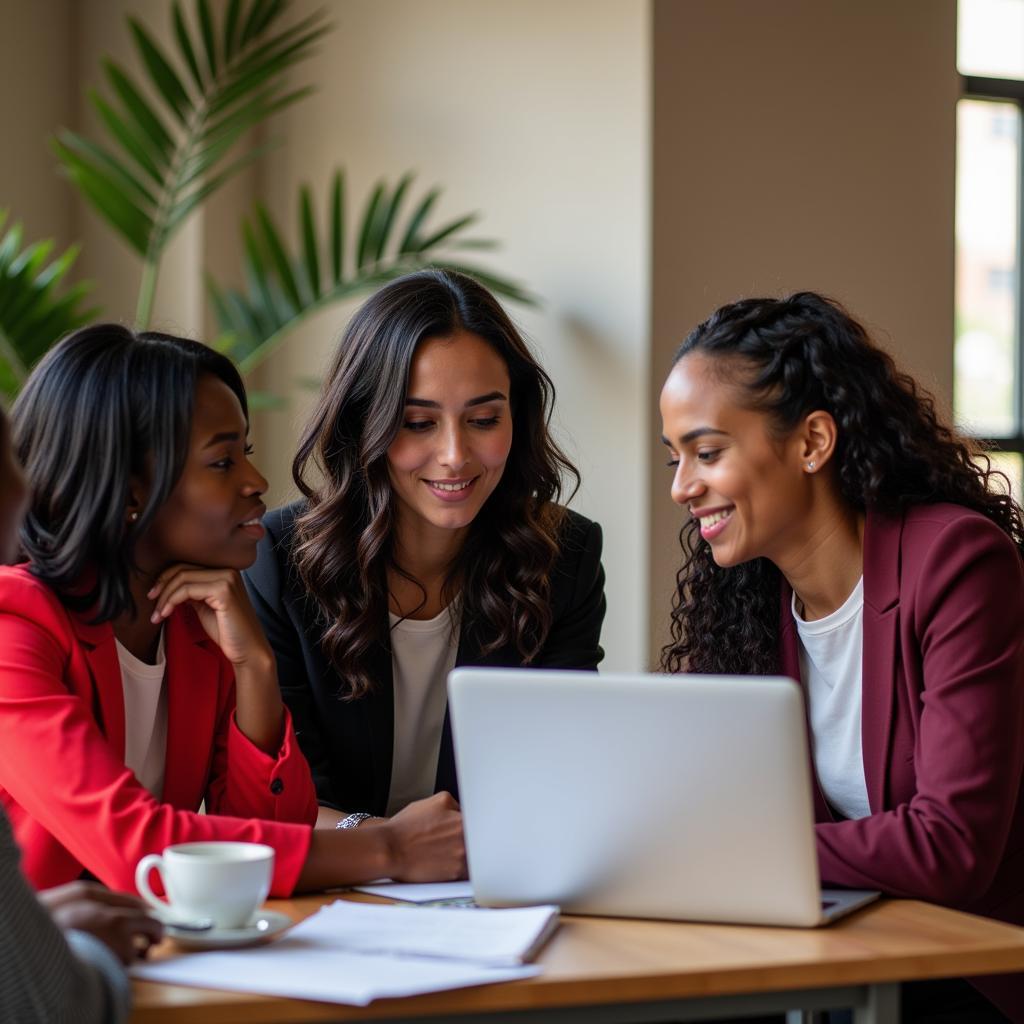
{"left": 659, "top": 293, "right": 1024, "bottom": 1022}
{"left": 0, "top": 325, "right": 464, "bottom": 900}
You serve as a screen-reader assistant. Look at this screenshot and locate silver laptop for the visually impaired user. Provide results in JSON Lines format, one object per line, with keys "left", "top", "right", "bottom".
{"left": 448, "top": 668, "right": 878, "bottom": 927}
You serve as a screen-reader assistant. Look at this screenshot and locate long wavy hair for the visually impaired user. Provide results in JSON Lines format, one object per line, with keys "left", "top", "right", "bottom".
{"left": 12, "top": 324, "right": 247, "bottom": 622}
{"left": 660, "top": 291, "right": 1024, "bottom": 676}
{"left": 293, "top": 269, "right": 579, "bottom": 699}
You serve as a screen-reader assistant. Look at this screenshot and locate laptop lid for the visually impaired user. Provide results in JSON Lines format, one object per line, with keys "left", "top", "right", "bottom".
{"left": 449, "top": 668, "right": 850, "bottom": 927}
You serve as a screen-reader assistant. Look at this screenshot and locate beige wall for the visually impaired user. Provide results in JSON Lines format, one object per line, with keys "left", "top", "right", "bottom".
{"left": 255, "top": 0, "right": 652, "bottom": 671}
{"left": 0, "top": 0, "right": 76, "bottom": 247}
{"left": 0, "top": 0, "right": 962, "bottom": 673}
{"left": 648, "top": 0, "right": 959, "bottom": 661}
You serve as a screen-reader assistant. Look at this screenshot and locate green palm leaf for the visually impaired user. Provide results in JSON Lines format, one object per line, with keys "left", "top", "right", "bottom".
{"left": 0, "top": 212, "right": 99, "bottom": 399}
{"left": 207, "top": 170, "right": 534, "bottom": 377}
{"left": 51, "top": 0, "right": 330, "bottom": 329}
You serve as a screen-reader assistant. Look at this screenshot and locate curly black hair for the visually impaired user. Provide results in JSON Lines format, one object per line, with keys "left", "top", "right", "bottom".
{"left": 660, "top": 291, "right": 1024, "bottom": 676}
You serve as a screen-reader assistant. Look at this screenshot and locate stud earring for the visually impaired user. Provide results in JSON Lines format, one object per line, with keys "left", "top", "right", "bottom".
{"left": 806, "top": 461, "right": 816, "bottom": 471}
{"left": 129, "top": 511, "right": 139, "bottom": 522}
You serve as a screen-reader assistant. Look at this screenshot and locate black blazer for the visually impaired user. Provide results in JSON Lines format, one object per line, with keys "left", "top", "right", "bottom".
{"left": 244, "top": 502, "right": 606, "bottom": 814}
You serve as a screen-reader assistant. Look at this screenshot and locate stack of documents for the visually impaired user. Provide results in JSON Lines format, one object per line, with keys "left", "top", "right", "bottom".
{"left": 133, "top": 899, "right": 559, "bottom": 1005}
{"left": 353, "top": 879, "right": 476, "bottom": 903}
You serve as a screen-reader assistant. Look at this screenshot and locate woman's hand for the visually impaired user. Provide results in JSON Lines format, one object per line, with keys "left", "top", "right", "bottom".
{"left": 39, "top": 880, "right": 164, "bottom": 964}
{"left": 379, "top": 792, "right": 467, "bottom": 882}
{"left": 147, "top": 565, "right": 271, "bottom": 669}
{"left": 148, "top": 564, "right": 284, "bottom": 754}
{"left": 296, "top": 792, "right": 467, "bottom": 891}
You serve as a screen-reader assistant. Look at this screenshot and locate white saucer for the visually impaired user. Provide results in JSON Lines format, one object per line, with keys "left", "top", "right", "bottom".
{"left": 165, "top": 910, "right": 293, "bottom": 950}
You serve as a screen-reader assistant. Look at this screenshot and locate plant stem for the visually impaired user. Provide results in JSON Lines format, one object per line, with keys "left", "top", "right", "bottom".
{"left": 0, "top": 328, "right": 27, "bottom": 389}
{"left": 136, "top": 259, "right": 158, "bottom": 330}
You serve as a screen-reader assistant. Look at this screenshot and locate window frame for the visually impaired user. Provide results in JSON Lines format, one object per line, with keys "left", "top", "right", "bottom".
{"left": 961, "top": 73, "right": 1024, "bottom": 453}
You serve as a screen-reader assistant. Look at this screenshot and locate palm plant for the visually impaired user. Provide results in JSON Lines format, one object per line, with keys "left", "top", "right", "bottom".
{"left": 0, "top": 212, "right": 98, "bottom": 399}
{"left": 52, "top": 0, "right": 331, "bottom": 329}
{"left": 0, "top": 0, "right": 529, "bottom": 401}
{"left": 209, "top": 170, "right": 533, "bottom": 375}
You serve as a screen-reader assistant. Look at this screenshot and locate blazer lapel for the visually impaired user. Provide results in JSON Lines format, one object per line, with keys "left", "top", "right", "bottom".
{"left": 70, "top": 614, "right": 126, "bottom": 760}
{"left": 779, "top": 581, "right": 833, "bottom": 822}
{"left": 162, "top": 606, "right": 221, "bottom": 808}
{"left": 433, "top": 619, "right": 480, "bottom": 801}
{"left": 435, "top": 616, "right": 520, "bottom": 801}
{"left": 861, "top": 507, "right": 903, "bottom": 814}
{"left": 365, "top": 639, "right": 395, "bottom": 816}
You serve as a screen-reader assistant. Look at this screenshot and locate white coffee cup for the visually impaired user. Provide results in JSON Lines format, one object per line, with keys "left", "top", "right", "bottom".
{"left": 135, "top": 841, "right": 275, "bottom": 929}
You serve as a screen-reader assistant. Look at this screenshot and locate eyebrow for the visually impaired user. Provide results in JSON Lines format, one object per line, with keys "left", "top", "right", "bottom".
{"left": 405, "top": 391, "right": 508, "bottom": 409}
{"left": 660, "top": 427, "right": 730, "bottom": 446}
{"left": 202, "top": 431, "right": 243, "bottom": 449}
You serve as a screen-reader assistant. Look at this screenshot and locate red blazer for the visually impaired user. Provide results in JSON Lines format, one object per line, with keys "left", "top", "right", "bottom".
{"left": 0, "top": 566, "right": 316, "bottom": 897}
{"left": 780, "top": 504, "right": 1024, "bottom": 1019}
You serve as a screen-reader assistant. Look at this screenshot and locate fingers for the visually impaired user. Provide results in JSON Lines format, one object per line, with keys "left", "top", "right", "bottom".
{"left": 39, "top": 880, "right": 147, "bottom": 912}
{"left": 387, "top": 795, "right": 467, "bottom": 882}
{"left": 147, "top": 567, "right": 240, "bottom": 623}
{"left": 105, "top": 911, "right": 165, "bottom": 964}
{"left": 38, "top": 879, "right": 98, "bottom": 909}
{"left": 46, "top": 901, "right": 165, "bottom": 963}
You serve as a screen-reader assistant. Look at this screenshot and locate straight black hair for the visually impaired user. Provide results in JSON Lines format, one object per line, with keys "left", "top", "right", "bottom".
{"left": 12, "top": 323, "right": 247, "bottom": 622}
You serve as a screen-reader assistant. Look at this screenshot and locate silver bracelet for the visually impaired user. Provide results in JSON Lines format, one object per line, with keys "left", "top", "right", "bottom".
{"left": 335, "top": 811, "right": 375, "bottom": 829}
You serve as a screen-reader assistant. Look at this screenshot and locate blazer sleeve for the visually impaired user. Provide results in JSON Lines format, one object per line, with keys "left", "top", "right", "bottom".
{"left": 814, "top": 515, "right": 1024, "bottom": 905}
{"left": 206, "top": 671, "right": 320, "bottom": 826}
{"left": 244, "top": 517, "right": 342, "bottom": 807}
{"left": 0, "top": 600, "right": 313, "bottom": 898}
{"left": 535, "top": 516, "right": 607, "bottom": 670}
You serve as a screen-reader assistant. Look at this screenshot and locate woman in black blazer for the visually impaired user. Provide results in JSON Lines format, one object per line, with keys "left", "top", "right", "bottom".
{"left": 245, "top": 270, "right": 606, "bottom": 821}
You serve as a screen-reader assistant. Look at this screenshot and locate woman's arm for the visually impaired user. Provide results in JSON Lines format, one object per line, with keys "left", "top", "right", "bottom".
{"left": 145, "top": 564, "right": 321, "bottom": 828}
{"left": 149, "top": 566, "right": 285, "bottom": 755}
{"left": 0, "top": 586, "right": 464, "bottom": 897}
{"left": 243, "top": 517, "right": 345, "bottom": 808}
{"left": 0, "top": 598, "right": 316, "bottom": 896}
{"left": 814, "top": 515, "right": 1024, "bottom": 904}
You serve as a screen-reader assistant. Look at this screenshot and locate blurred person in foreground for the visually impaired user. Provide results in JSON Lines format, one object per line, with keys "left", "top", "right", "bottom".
{"left": 0, "top": 405, "right": 162, "bottom": 1024}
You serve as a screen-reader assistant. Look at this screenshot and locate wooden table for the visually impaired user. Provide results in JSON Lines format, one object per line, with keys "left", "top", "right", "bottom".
{"left": 131, "top": 896, "right": 1024, "bottom": 1024}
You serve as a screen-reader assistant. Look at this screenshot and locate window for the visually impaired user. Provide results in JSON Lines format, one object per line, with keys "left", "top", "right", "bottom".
{"left": 955, "top": 0, "right": 1024, "bottom": 493}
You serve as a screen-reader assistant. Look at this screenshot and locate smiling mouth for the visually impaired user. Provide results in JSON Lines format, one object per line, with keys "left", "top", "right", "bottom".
{"left": 237, "top": 504, "right": 267, "bottom": 532}
{"left": 697, "top": 509, "right": 732, "bottom": 529}
{"left": 425, "top": 478, "right": 475, "bottom": 493}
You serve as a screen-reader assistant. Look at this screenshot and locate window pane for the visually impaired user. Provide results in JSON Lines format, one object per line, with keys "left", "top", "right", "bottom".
{"left": 987, "top": 450, "right": 1023, "bottom": 497}
{"left": 954, "top": 99, "right": 1020, "bottom": 436}
{"left": 959, "top": 0, "right": 1024, "bottom": 79}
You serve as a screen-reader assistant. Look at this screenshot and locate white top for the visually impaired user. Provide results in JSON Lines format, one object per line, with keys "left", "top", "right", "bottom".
{"left": 793, "top": 577, "right": 871, "bottom": 821}
{"left": 115, "top": 630, "right": 168, "bottom": 800}
{"left": 386, "top": 605, "right": 460, "bottom": 816}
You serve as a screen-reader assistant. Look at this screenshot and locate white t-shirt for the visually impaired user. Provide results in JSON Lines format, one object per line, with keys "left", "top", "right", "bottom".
{"left": 115, "top": 630, "right": 168, "bottom": 800}
{"left": 386, "top": 606, "right": 460, "bottom": 816}
{"left": 793, "top": 578, "right": 871, "bottom": 821}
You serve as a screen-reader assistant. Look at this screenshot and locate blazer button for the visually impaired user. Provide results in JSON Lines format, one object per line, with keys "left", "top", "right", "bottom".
{"left": 270, "top": 778, "right": 284, "bottom": 795}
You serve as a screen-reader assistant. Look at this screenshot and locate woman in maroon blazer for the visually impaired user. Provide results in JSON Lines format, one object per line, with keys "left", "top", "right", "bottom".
{"left": 659, "top": 292, "right": 1024, "bottom": 1023}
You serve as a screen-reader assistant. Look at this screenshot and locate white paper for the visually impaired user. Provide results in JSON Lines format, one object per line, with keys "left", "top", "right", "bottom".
{"left": 307, "top": 899, "right": 559, "bottom": 965}
{"left": 352, "top": 879, "right": 475, "bottom": 903}
{"left": 133, "top": 902, "right": 539, "bottom": 1006}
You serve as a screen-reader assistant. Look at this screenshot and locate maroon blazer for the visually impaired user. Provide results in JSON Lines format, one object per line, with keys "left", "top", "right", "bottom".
{"left": 780, "top": 504, "right": 1024, "bottom": 1020}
